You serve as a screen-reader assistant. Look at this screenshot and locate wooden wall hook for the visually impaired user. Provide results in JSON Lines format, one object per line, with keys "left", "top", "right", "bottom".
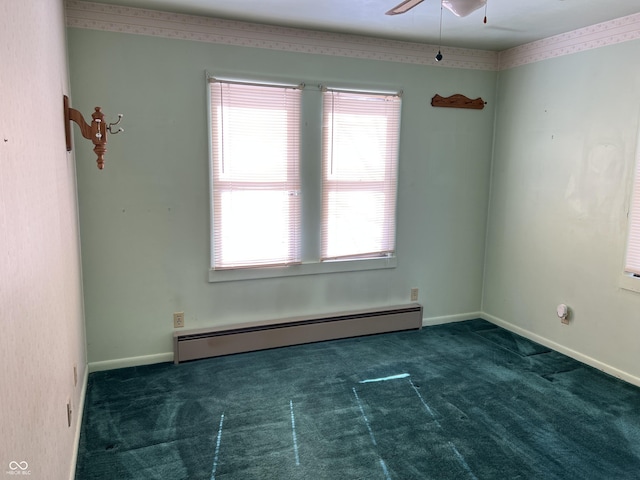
{"left": 64, "top": 95, "right": 123, "bottom": 169}
{"left": 431, "top": 94, "right": 486, "bottom": 110}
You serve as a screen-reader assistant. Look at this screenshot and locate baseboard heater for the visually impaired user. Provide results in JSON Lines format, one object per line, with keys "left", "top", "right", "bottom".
{"left": 173, "top": 303, "right": 423, "bottom": 364}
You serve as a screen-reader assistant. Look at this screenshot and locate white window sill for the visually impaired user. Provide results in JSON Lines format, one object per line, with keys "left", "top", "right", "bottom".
{"left": 620, "top": 273, "right": 640, "bottom": 293}
{"left": 209, "top": 256, "right": 397, "bottom": 283}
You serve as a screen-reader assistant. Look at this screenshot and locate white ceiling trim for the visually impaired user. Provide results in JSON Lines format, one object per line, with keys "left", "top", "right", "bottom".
{"left": 499, "top": 12, "right": 640, "bottom": 70}
{"left": 65, "top": 1, "right": 640, "bottom": 72}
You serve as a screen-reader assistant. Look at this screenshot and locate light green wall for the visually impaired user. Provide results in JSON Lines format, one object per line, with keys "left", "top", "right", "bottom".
{"left": 67, "top": 29, "right": 496, "bottom": 365}
{"left": 484, "top": 40, "right": 640, "bottom": 380}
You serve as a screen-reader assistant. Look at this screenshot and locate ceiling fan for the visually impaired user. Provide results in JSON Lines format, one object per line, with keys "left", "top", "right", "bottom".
{"left": 386, "top": 0, "right": 486, "bottom": 18}
{"left": 386, "top": 0, "right": 488, "bottom": 62}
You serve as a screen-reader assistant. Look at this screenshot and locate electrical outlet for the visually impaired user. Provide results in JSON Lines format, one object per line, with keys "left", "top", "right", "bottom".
{"left": 173, "top": 312, "right": 185, "bottom": 328}
{"left": 410, "top": 288, "right": 419, "bottom": 302}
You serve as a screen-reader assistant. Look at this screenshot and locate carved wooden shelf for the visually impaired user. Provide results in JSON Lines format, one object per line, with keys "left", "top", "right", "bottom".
{"left": 431, "top": 94, "right": 486, "bottom": 110}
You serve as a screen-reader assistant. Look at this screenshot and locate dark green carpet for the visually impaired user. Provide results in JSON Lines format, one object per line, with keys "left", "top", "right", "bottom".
{"left": 75, "top": 320, "right": 640, "bottom": 479}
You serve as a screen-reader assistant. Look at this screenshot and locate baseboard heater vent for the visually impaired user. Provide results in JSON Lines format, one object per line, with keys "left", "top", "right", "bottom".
{"left": 173, "top": 303, "right": 423, "bottom": 364}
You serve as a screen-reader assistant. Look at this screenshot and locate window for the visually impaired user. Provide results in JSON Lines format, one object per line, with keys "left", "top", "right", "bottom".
{"left": 624, "top": 149, "right": 640, "bottom": 277}
{"left": 209, "top": 80, "right": 302, "bottom": 269}
{"left": 321, "top": 89, "right": 401, "bottom": 261}
{"left": 208, "top": 76, "right": 402, "bottom": 280}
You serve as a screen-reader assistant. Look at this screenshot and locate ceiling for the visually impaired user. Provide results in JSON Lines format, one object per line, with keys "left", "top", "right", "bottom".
{"left": 86, "top": 0, "right": 640, "bottom": 51}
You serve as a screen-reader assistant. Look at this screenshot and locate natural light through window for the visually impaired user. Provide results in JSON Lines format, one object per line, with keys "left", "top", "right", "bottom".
{"left": 321, "top": 90, "right": 401, "bottom": 261}
{"left": 624, "top": 145, "right": 640, "bottom": 278}
{"left": 210, "top": 80, "right": 301, "bottom": 269}
{"left": 208, "top": 77, "right": 402, "bottom": 280}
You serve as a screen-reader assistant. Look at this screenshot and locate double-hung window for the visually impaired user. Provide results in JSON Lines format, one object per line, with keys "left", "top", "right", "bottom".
{"left": 624, "top": 146, "right": 640, "bottom": 286}
{"left": 209, "top": 80, "right": 302, "bottom": 269}
{"left": 209, "top": 76, "right": 402, "bottom": 280}
{"left": 321, "top": 89, "right": 401, "bottom": 261}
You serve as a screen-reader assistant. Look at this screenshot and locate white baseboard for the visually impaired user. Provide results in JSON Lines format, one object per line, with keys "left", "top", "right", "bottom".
{"left": 422, "top": 311, "right": 483, "bottom": 327}
{"left": 69, "top": 367, "right": 89, "bottom": 480}
{"left": 90, "top": 313, "right": 479, "bottom": 371}
{"left": 482, "top": 313, "right": 640, "bottom": 388}
{"left": 85, "top": 314, "right": 640, "bottom": 389}
{"left": 87, "top": 314, "right": 479, "bottom": 371}
{"left": 87, "top": 316, "right": 480, "bottom": 371}
{"left": 88, "top": 352, "right": 174, "bottom": 373}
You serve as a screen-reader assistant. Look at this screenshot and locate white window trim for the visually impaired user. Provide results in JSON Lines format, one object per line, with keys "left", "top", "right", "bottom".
{"left": 619, "top": 272, "right": 640, "bottom": 293}
{"left": 209, "top": 255, "right": 396, "bottom": 282}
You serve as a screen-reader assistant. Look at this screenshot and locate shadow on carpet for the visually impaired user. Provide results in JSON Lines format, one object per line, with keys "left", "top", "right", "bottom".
{"left": 75, "top": 320, "right": 640, "bottom": 479}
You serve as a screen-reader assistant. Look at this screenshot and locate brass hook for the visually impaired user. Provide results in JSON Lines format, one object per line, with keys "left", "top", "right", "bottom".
{"left": 108, "top": 114, "right": 124, "bottom": 135}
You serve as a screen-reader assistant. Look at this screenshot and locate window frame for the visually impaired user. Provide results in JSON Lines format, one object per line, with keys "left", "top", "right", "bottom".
{"left": 320, "top": 88, "right": 401, "bottom": 262}
{"left": 207, "top": 75, "right": 400, "bottom": 283}
{"left": 621, "top": 131, "right": 640, "bottom": 293}
{"left": 209, "top": 78, "right": 303, "bottom": 270}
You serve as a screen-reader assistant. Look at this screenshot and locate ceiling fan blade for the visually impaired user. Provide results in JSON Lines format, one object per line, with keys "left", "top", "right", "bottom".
{"left": 386, "top": 0, "right": 425, "bottom": 16}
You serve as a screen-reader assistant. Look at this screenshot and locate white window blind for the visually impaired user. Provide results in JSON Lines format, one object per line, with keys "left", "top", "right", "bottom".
{"left": 210, "top": 80, "right": 302, "bottom": 269}
{"left": 321, "top": 89, "right": 401, "bottom": 261}
{"left": 625, "top": 151, "right": 640, "bottom": 276}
